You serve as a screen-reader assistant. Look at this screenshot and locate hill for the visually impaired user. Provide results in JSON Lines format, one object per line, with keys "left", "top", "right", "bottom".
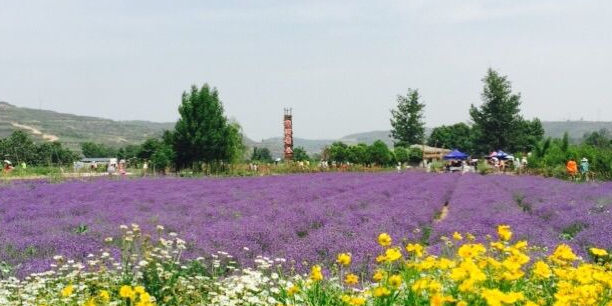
{"left": 0, "top": 101, "right": 174, "bottom": 150}
{"left": 540, "top": 121, "right": 612, "bottom": 140}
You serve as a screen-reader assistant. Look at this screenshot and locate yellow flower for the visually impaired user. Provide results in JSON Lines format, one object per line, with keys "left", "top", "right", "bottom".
{"left": 373, "top": 286, "right": 391, "bottom": 297}
{"left": 411, "top": 278, "right": 429, "bottom": 292}
{"left": 310, "top": 265, "right": 323, "bottom": 281}
{"left": 453, "top": 232, "right": 463, "bottom": 240}
{"left": 134, "top": 285, "right": 146, "bottom": 294}
{"left": 99, "top": 290, "right": 110, "bottom": 301}
{"left": 337, "top": 252, "right": 351, "bottom": 266}
{"left": 591, "top": 247, "right": 608, "bottom": 257}
{"left": 83, "top": 299, "right": 95, "bottom": 306}
{"left": 349, "top": 296, "right": 366, "bottom": 306}
{"left": 466, "top": 233, "right": 476, "bottom": 241}
{"left": 428, "top": 280, "right": 442, "bottom": 293}
{"left": 287, "top": 285, "right": 299, "bottom": 295}
{"left": 405, "top": 243, "right": 424, "bottom": 258}
{"left": 532, "top": 261, "right": 552, "bottom": 279}
{"left": 140, "top": 292, "right": 151, "bottom": 302}
{"left": 497, "top": 224, "right": 513, "bottom": 241}
{"left": 376, "top": 254, "right": 387, "bottom": 263}
{"left": 119, "top": 285, "right": 135, "bottom": 300}
{"left": 457, "top": 243, "right": 486, "bottom": 259}
{"left": 373, "top": 270, "right": 384, "bottom": 282}
{"left": 60, "top": 284, "right": 74, "bottom": 297}
{"left": 430, "top": 294, "right": 455, "bottom": 306}
{"left": 388, "top": 274, "right": 402, "bottom": 288}
{"left": 378, "top": 233, "right": 392, "bottom": 247}
{"left": 550, "top": 244, "right": 577, "bottom": 264}
{"left": 457, "top": 301, "right": 468, "bottom": 306}
{"left": 341, "top": 295, "right": 351, "bottom": 303}
{"left": 384, "top": 248, "right": 402, "bottom": 262}
{"left": 481, "top": 288, "right": 523, "bottom": 306}
{"left": 513, "top": 240, "right": 528, "bottom": 250}
{"left": 344, "top": 273, "right": 359, "bottom": 285}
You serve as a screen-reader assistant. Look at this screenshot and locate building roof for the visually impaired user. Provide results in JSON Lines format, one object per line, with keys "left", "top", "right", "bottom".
{"left": 80, "top": 158, "right": 115, "bottom": 163}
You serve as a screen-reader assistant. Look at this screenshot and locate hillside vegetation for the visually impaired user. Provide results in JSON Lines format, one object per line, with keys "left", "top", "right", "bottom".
{"left": 0, "top": 101, "right": 174, "bottom": 150}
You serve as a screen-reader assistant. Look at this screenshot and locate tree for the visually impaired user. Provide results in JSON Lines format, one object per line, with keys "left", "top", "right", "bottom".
{"left": 427, "top": 123, "right": 474, "bottom": 153}
{"left": 251, "top": 147, "right": 273, "bottom": 162}
{"left": 470, "top": 69, "right": 541, "bottom": 153}
{"left": 560, "top": 131, "right": 570, "bottom": 153}
{"left": 293, "top": 147, "right": 310, "bottom": 162}
{"left": 35, "top": 142, "right": 78, "bottom": 166}
{"left": 368, "top": 140, "right": 392, "bottom": 166}
{"left": 328, "top": 142, "right": 349, "bottom": 163}
{"left": 390, "top": 89, "right": 426, "bottom": 147}
{"left": 583, "top": 129, "right": 611, "bottom": 148}
{"left": 347, "top": 143, "right": 370, "bottom": 165}
{"left": 173, "top": 84, "right": 243, "bottom": 170}
{"left": 393, "top": 147, "right": 409, "bottom": 164}
{"left": 0, "top": 131, "right": 36, "bottom": 163}
{"left": 80, "top": 142, "right": 117, "bottom": 158}
{"left": 513, "top": 118, "right": 545, "bottom": 153}
{"left": 150, "top": 145, "right": 174, "bottom": 174}
{"left": 407, "top": 147, "right": 423, "bottom": 164}
{"left": 137, "top": 138, "right": 163, "bottom": 160}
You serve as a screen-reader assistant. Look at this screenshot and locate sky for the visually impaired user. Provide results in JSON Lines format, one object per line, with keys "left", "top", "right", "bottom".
{"left": 1, "top": 1, "right": 611, "bottom": 140}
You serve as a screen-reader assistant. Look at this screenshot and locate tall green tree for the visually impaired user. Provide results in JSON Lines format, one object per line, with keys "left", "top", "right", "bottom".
{"left": 390, "top": 89, "right": 426, "bottom": 147}
{"left": 470, "top": 69, "right": 542, "bottom": 153}
{"left": 173, "top": 84, "right": 243, "bottom": 170}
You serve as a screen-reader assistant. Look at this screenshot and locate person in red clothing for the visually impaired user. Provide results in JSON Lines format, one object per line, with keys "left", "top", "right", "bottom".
{"left": 566, "top": 158, "right": 578, "bottom": 181}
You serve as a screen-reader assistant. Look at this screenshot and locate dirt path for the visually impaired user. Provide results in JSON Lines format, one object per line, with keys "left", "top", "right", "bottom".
{"left": 10, "top": 122, "right": 59, "bottom": 142}
{"left": 436, "top": 205, "right": 449, "bottom": 222}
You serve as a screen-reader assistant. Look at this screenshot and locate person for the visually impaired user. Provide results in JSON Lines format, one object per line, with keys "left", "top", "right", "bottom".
{"left": 107, "top": 162, "right": 116, "bottom": 175}
{"left": 118, "top": 159, "right": 126, "bottom": 175}
{"left": 580, "top": 158, "right": 590, "bottom": 181}
{"left": 142, "top": 161, "right": 148, "bottom": 176}
{"left": 2, "top": 160, "right": 13, "bottom": 174}
{"left": 21, "top": 162, "right": 27, "bottom": 169}
{"left": 566, "top": 158, "right": 578, "bottom": 181}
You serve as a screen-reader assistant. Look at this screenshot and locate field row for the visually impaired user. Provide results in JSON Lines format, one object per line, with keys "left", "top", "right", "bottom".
{"left": 1, "top": 172, "right": 612, "bottom": 276}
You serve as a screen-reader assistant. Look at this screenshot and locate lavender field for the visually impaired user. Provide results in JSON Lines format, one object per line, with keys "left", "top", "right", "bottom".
{"left": 2, "top": 172, "right": 612, "bottom": 276}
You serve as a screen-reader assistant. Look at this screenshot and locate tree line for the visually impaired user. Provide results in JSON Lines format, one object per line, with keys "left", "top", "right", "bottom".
{"left": 389, "top": 68, "right": 545, "bottom": 155}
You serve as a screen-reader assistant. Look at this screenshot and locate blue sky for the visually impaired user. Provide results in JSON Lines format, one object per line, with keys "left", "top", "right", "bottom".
{"left": 1, "top": 1, "right": 611, "bottom": 140}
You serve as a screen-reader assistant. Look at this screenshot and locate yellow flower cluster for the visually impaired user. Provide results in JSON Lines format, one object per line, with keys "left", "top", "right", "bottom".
{"left": 118, "top": 285, "right": 155, "bottom": 306}
{"left": 287, "top": 225, "right": 612, "bottom": 306}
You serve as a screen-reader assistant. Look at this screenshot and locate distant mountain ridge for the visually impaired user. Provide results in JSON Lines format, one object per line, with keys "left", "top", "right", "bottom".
{"left": 0, "top": 101, "right": 175, "bottom": 150}
{"left": 1, "top": 101, "right": 609, "bottom": 156}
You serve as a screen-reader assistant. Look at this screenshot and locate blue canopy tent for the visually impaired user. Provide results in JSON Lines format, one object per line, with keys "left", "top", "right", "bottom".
{"left": 443, "top": 149, "right": 469, "bottom": 160}
{"left": 496, "top": 150, "right": 510, "bottom": 159}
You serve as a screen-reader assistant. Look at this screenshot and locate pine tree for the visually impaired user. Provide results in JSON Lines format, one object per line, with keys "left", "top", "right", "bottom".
{"left": 470, "top": 69, "right": 525, "bottom": 153}
{"left": 390, "top": 89, "right": 425, "bottom": 147}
